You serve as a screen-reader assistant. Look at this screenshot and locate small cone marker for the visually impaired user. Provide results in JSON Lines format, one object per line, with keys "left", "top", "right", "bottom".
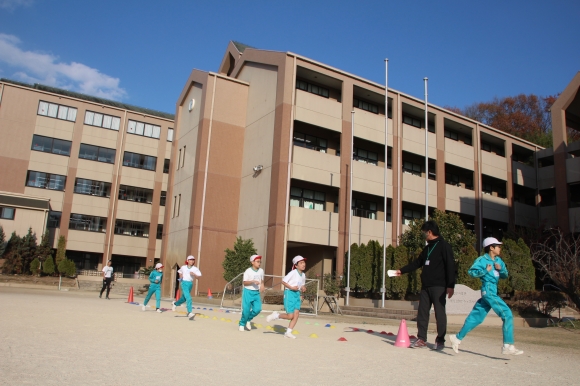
{"left": 213, "top": 316, "right": 217, "bottom": 320}
{"left": 367, "top": 330, "right": 374, "bottom": 334}
{"left": 351, "top": 327, "right": 359, "bottom": 331}
{"left": 394, "top": 319, "right": 411, "bottom": 348}
{"left": 292, "top": 330, "right": 299, "bottom": 335}
{"left": 266, "top": 325, "right": 273, "bottom": 330}
{"left": 305, "top": 322, "right": 310, "bottom": 325}
{"left": 314, "top": 323, "right": 319, "bottom": 326}
{"left": 255, "top": 324, "right": 262, "bottom": 328}
{"left": 338, "top": 337, "right": 347, "bottom": 341}
{"left": 387, "top": 332, "right": 394, "bottom": 336}
{"left": 330, "top": 326, "right": 336, "bottom": 329}
{"left": 309, "top": 333, "right": 318, "bottom": 338}
{"left": 208, "top": 288, "right": 213, "bottom": 299}
{"left": 126, "top": 287, "right": 134, "bottom": 303}
{"left": 220, "top": 318, "right": 226, "bottom": 321}
{"left": 380, "top": 331, "right": 388, "bottom": 335}
{"left": 226, "top": 319, "right": 231, "bottom": 322}
{"left": 325, "top": 324, "right": 331, "bottom": 327}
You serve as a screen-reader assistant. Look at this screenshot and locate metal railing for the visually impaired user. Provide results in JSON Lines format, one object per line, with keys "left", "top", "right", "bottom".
{"left": 78, "top": 270, "right": 146, "bottom": 281}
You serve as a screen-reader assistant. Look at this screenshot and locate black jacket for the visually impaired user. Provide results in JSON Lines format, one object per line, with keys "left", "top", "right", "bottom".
{"left": 400, "top": 236, "right": 456, "bottom": 289}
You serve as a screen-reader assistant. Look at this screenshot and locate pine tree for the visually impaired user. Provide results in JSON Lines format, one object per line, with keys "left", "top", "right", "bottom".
{"left": 30, "top": 258, "right": 41, "bottom": 275}
{"left": 2, "top": 232, "right": 23, "bottom": 274}
{"left": 43, "top": 256, "right": 55, "bottom": 275}
{"left": 55, "top": 236, "right": 67, "bottom": 272}
{"left": 36, "top": 230, "right": 53, "bottom": 263}
{"left": 20, "top": 228, "right": 38, "bottom": 274}
{"left": 0, "top": 226, "right": 6, "bottom": 257}
{"left": 222, "top": 237, "right": 257, "bottom": 282}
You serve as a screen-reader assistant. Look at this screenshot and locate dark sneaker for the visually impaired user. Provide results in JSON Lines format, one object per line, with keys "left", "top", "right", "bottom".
{"left": 410, "top": 339, "right": 428, "bottom": 348}
{"left": 433, "top": 341, "right": 445, "bottom": 351}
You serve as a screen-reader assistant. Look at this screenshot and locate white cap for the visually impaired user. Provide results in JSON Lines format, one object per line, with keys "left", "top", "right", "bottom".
{"left": 250, "top": 254, "right": 262, "bottom": 262}
{"left": 155, "top": 263, "right": 163, "bottom": 269}
{"left": 292, "top": 255, "right": 306, "bottom": 265}
{"left": 187, "top": 255, "right": 195, "bottom": 261}
{"left": 482, "top": 237, "right": 502, "bottom": 248}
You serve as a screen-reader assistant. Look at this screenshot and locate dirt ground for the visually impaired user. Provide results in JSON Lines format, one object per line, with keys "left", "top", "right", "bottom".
{"left": 1, "top": 287, "right": 579, "bottom": 385}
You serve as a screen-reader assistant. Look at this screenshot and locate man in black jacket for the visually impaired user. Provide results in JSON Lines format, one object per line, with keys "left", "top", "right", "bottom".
{"left": 395, "top": 220, "right": 455, "bottom": 350}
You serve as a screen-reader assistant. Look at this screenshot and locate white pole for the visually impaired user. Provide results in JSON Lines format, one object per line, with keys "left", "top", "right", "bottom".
{"left": 381, "top": 59, "right": 388, "bottom": 308}
{"left": 346, "top": 111, "right": 354, "bottom": 306}
{"left": 424, "top": 77, "right": 429, "bottom": 221}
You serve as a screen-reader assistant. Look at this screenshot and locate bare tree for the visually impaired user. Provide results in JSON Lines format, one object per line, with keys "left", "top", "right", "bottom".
{"left": 530, "top": 228, "right": 580, "bottom": 311}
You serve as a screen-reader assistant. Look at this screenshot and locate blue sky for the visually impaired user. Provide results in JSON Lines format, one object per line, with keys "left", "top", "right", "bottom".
{"left": 0, "top": 0, "right": 578, "bottom": 115}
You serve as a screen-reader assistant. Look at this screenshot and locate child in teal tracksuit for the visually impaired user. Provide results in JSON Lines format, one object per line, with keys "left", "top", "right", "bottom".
{"left": 239, "top": 254, "right": 264, "bottom": 332}
{"left": 142, "top": 263, "right": 164, "bottom": 313}
{"left": 450, "top": 237, "right": 524, "bottom": 356}
{"left": 172, "top": 255, "right": 202, "bottom": 319}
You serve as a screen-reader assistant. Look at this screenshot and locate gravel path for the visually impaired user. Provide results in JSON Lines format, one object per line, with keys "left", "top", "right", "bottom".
{"left": 1, "top": 287, "right": 578, "bottom": 385}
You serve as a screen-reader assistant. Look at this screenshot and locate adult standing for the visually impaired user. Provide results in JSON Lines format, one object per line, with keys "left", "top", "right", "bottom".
{"left": 395, "top": 220, "right": 455, "bottom": 350}
{"left": 172, "top": 255, "right": 202, "bottom": 318}
{"left": 99, "top": 260, "right": 113, "bottom": 299}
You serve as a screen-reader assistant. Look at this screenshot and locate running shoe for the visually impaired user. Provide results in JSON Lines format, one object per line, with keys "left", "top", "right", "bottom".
{"left": 246, "top": 321, "right": 252, "bottom": 330}
{"left": 142, "top": 305, "right": 146, "bottom": 311}
{"left": 266, "top": 311, "right": 280, "bottom": 322}
{"left": 284, "top": 331, "right": 296, "bottom": 339}
{"left": 410, "top": 338, "right": 428, "bottom": 348}
{"left": 502, "top": 345, "right": 524, "bottom": 355}
{"left": 156, "top": 309, "right": 162, "bottom": 313}
{"left": 449, "top": 334, "right": 461, "bottom": 354}
{"left": 172, "top": 301, "right": 177, "bottom": 312}
{"left": 239, "top": 326, "right": 246, "bottom": 332}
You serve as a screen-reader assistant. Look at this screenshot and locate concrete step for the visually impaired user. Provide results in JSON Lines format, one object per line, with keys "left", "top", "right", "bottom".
{"left": 77, "top": 280, "right": 148, "bottom": 295}
{"left": 340, "top": 305, "right": 418, "bottom": 320}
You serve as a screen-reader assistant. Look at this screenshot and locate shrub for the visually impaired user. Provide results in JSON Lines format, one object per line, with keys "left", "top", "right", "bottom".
{"left": 43, "top": 256, "right": 55, "bottom": 275}
{"left": 222, "top": 237, "right": 257, "bottom": 282}
{"left": 323, "top": 273, "right": 341, "bottom": 296}
{"left": 512, "top": 291, "right": 568, "bottom": 317}
{"left": 58, "top": 259, "right": 77, "bottom": 277}
{"left": 30, "top": 258, "right": 41, "bottom": 275}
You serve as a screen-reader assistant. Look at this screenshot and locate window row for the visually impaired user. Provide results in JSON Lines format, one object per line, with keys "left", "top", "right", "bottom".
{"left": 84, "top": 111, "right": 121, "bottom": 131}
{"left": 26, "top": 171, "right": 66, "bottom": 191}
{"left": 118, "top": 185, "right": 153, "bottom": 203}
{"left": 123, "top": 152, "right": 157, "bottom": 171}
{"left": 127, "top": 119, "right": 161, "bottom": 139}
{"left": 290, "top": 187, "right": 325, "bottom": 211}
{"left": 31, "top": 135, "right": 72, "bottom": 156}
{"left": 74, "top": 178, "right": 111, "bottom": 197}
{"left": 296, "top": 80, "right": 329, "bottom": 98}
{"left": 293, "top": 132, "right": 327, "bottom": 153}
{"left": 114, "top": 219, "right": 150, "bottom": 238}
{"left": 38, "top": 101, "right": 77, "bottom": 122}
{"left": 0, "top": 206, "right": 15, "bottom": 220}
{"left": 79, "top": 144, "right": 116, "bottom": 164}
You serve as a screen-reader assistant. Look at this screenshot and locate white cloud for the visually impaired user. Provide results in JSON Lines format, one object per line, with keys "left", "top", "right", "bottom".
{"left": 0, "top": 0, "right": 33, "bottom": 10}
{"left": 0, "top": 33, "right": 127, "bottom": 100}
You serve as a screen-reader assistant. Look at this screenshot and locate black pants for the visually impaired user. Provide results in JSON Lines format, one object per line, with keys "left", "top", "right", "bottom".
{"left": 416, "top": 286, "right": 447, "bottom": 343}
{"left": 100, "top": 278, "right": 112, "bottom": 298}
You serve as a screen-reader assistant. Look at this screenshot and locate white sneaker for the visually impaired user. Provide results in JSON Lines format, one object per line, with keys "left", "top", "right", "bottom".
{"left": 246, "top": 321, "right": 252, "bottom": 330}
{"left": 156, "top": 309, "right": 162, "bottom": 313}
{"left": 172, "top": 301, "right": 176, "bottom": 312}
{"left": 187, "top": 312, "right": 195, "bottom": 318}
{"left": 142, "top": 305, "right": 146, "bottom": 311}
{"left": 449, "top": 334, "right": 461, "bottom": 354}
{"left": 502, "top": 345, "right": 523, "bottom": 355}
{"left": 266, "top": 311, "right": 280, "bottom": 323}
{"left": 239, "top": 325, "right": 246, "bottom": 332}
{"left": 284, "top": 331, "right": 296, "bottom": 339}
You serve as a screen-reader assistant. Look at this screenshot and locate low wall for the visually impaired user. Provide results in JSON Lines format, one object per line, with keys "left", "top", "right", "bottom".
{"left": 348, "top": 297, "right": 419, "bottom": 311}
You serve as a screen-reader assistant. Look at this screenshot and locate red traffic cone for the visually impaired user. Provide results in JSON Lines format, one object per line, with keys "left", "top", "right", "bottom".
{"left": 208, "top": 288, "right": 213, "bottom": 299}
{"left": 175, "top": 288, "right": 181, "bottom": 301}
{"left": 394, "top": 319, "right": 410, "bottom": 348}
{"left": 127, "top": 286, "right": 134, "bottom": 303}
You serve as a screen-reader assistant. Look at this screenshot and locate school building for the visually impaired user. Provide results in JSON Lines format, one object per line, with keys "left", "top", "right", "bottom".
{"left": 0, "top": 79, "right": 174, "bottom": 275}
{"left": 162, "top": 41, "right": 579, "bottom": 297}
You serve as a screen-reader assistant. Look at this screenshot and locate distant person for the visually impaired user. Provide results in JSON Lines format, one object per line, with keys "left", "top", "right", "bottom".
{"left": 142, "top": 263, "right": 164, "bottom": 313}
{"left": 172, "top": 255, "right": 202, "bottom": 319}
{"left": 266, "top": 255, "right": 307, "bottom": 339}
{"left": 450, "top": 237, "right": 524, "bottom": 355}
{"left": 239, "top": 255, "right": 264, "bottom": 332}
{"left": 99, "top": 260, "right": 114, "bottom": 299}
{"left": 394, "top": 220, "right": 456, "bottom": 350}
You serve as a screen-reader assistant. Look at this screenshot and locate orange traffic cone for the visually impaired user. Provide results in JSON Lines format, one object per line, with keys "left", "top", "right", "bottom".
{"left": 175, "top": 288, "right": 181, "bottom": 301}
{"left": 394, "top": 319, "right": 410, "bottom": 348}
{"left": 127, "top": 286, "right": 134, "bottom": 303}
{"left": 208, "top": 288, "right": 213, "bottom": 299}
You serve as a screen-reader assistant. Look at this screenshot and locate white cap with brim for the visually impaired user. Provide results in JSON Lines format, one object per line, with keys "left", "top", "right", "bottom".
{"left": 250, "top": 254, "right": 262, "bottom": 262}
{"left": 292, "top": 255, "right": 306, "bottom": 265}
{"left": 482, "top": 237, "right": 502, "bottom": 248}
{"left": 155, "top": 263, "right": 163, "bottom": 269}
{"left": 187, "top": 255, "right": 195, "bottom": 261}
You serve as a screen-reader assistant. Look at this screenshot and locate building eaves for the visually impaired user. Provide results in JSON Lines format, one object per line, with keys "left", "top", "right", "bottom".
{"left": 0, "top": 78, "right": 174, "bottom": 121}
{"left": 232, "top": 41, "right": 255, "bottom": 53}
{"left": 0, "top": 193, "right": 50, "bottom": 210}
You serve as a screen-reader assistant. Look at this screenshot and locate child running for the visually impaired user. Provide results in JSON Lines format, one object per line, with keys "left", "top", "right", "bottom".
{"left": 239, "top": 254, "right": 264, "bottom": 332}
{"left": 99, "top": 260, "right": 113, "bottom": 299}
{"left": 142, "top": 263, "right": 164, "bottom": 313}
{"left": 449, "top": 237, "right": 524, "bottom": 355}
{"left": 266, "top": 255, "right": 307, "bottom": 339}
{"left": 172, "top": 255, "right": 202, "bottom": 319}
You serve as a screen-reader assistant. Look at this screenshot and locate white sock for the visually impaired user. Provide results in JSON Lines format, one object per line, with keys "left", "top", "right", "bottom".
{"left": 504, "top": 343, "right": 510, "bottom": 348}
{"left": 286, "top": 328, "right": 292, "bottom": 334}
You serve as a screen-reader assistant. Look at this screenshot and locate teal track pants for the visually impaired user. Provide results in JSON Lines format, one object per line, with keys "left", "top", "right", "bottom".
{"left": 239, "top": 288, "right": 262, "bottom": 326}
{"left": 175, "top": 281, "right": 193, "bottom": 313}
{"left": 144, "top": 285, "right": 161, "bottom": 309}
{"left": 456, "top": 284, "right": 514, "bottom": 344}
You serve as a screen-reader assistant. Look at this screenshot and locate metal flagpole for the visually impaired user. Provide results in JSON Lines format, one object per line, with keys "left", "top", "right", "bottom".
{"left": 345, "top": 111, "right": 354, "bottom": 306}
{"left": 424, "top": 78, "right": 429, "bottom": 221}
{"left": 381, "top": 59, "right": 388, "bottom": 308}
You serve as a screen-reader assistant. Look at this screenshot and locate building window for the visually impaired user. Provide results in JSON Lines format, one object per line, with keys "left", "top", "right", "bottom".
{"left": 290, "top": 187, "right": 325, "bottom": 211}
{"left": 0, "top": 206, "right": 15, "bottom": 220}
{"left": 84, "top": 111, "right": 121, "bottom": 131}
{"left": 114, "top": 219, "right": 150, "bottom": 237}
{"left": 160, "top": 191, "right": 166, "bottom": 206}
{"left": 182, "top": 146, "right": 186, "bottom": 167}
{"left": 293, "top": 132, "right": 327, "bottom": 153}
{"left": 481, "top": 141, "right": 505, "bottom": 157}
{"left": 31, "top": 135, "right": 72, "bottom": 156}
{"left": 47, "top": 211, "right": 61, "bottom": 228}
{"left": 353, "top": 147, "right": 378, "bottom": 165}
{"left": 69, "top": 213, "right": 106, "bottom": 232}
{"left": 444, "top": 129, "right": 459, "bottom": 141}
{"left": 403, "top": 161, "right": 422, "bottom": 177}
{"left": 403, "top": 114, "right": 434, "bottom": 132}
{"left": 26, "top": 171, "right": 66, "bottom": 191}
{"left": 403, "top": 209, "right": 422, "bottom": 225}
{"left": 352, "top": 199, "right": 377, "bottom": 219}
{"left": 296, "top": 80, "right": 329, "bottom": 98}
{"left": 167, "top": 128, "right": 174, "bottom": 142}
{"left": 156, "top": 224, "right": 163, "bottom": 240}
{"left": 163, "top": 159, "right": 170, "bottom": 173}
{"left": 118, "top": 185, "right": 153, "bottom": 204}
{"left": 37, "top": 101, "right": 77, "bottom": 122}
{"left": 177, "top": 194, "right": 181, "bottom": 216}
{"left": 79, "top": 144, "right": 116, "bottom": 164}
{"left": 354, "top": 99, "right": 379, "bottom": 114}
{"left": 127, "top": 119, "right": 161, "bottom": 139}
{"left": 74, "top": 178, "right": 111, "bottom": 197}
{"left": 123, "top": 152, "right": 157, "bottom": 171}
{"left": 446, "top": 173, "right": 460, "bottom": 186}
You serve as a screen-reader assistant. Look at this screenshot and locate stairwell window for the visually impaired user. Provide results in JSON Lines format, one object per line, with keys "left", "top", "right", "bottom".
{"left": 156, "top": 224, "right": 163, "bottom": 239}
{"left": 47, "top": 211, "right": 61, "bottom": 228}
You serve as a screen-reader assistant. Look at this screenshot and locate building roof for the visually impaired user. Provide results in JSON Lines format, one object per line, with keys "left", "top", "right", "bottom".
{"left": 0, "top": 193, "right": 50, "bottom": 210}
{"left": 0, "top": 78, "right": 174, "bottom": 121}
{"left": 232, "top": 41, "right": 254, "bottom": 53}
